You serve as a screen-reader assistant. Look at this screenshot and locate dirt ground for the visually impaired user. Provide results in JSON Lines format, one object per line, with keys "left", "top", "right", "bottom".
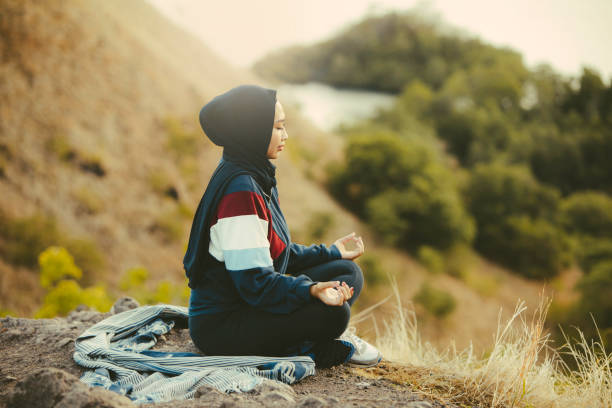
{"left": 0, "top": 306, "right": 458, "bottom": 408}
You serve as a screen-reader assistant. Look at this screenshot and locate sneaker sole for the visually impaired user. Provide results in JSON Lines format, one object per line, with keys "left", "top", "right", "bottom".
{"left": 347, "top": 354, "right": 383, "bottom": 368}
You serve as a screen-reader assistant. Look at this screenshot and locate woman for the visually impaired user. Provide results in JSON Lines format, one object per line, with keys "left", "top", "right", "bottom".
{"left": 184, "top": 84, "right": 382, "bottom": 368}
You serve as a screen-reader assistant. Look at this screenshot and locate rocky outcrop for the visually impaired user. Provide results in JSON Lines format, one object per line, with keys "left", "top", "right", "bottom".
{"left": 0, "top": 297, "right": 446, "bottom": 408}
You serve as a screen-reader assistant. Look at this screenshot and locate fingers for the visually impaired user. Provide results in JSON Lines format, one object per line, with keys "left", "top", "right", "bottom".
{"left": 340, "top": 232, "right": 356, "bottom": 242}
{"left": 318, "top": 281, "right": 340, "bottom": 289}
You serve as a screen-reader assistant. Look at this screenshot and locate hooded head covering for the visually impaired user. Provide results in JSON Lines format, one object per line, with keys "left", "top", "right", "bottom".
{"left": 183, "top": 84, "right": 278, "bottom": 288}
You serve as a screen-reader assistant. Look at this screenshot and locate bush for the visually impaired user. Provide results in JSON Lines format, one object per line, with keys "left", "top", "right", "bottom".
{"left": 45, "top": 134, "right": 76, "bottom": 162}
{"left": 164, "top": 117, "right": 200, "bottom": 157}
{"left": 328, "top": 132, "right": 474, "bottom": 252}
{"left": 119, "top": 267, "right": 188, "bottom": 306}
{"left": 0, "top": 210, "right": 104, "bottom": 282}
{"left": 305, "top": 211, "right": 336, "bottom": 242}
{"left": 0, "top": 209, "right": 61, "bottom": 268}
{"left": 35, "top": 246, "right": 113, "bottom": 318}
{"left": 120, "top": 266, "right": 149, "bottom": 291}
{"left": 71, "top": 186, "right": 103, "bottom": 214}
{"left": 560, "top": 191, "right": 612, "bottom": 239}
{"left": 414, "top": 281, "right": 456, "bottom": 318}
{"left": 38, "top": 246, "right": 82, "bottom": 289}
{"left": 417, "top": 245, "right": 445, "bottom": 274}
{"left": 478, "top": 215, "right": 572, "bottom": 279}
{"left": 464, "top": 163, "right": 571, "bottom": 279}
{"left": 576, "top": 260, "right": 612, "bottom": 330}
{"left": 574, "top": 238, "right": 612, "bottom": 274}
{"left": 366, "top": 182, "right": 475, "bottom": 251}
{"left": 151, "top": 210, "right": 184, "bottom": 243}
{"left": 356, "top": 253, "right": 386, "bottom": 286}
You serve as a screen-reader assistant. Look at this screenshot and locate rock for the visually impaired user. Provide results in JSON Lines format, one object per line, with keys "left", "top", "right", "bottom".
{"left": 57, "top": 337, "right": 73, "bottom": 348}
{"left": 260, "top": 391, "right": 295, "bottom": 404}
{"left": 298, "top": 395, "right": 329, "bottom": 407}
{"left": 251, "top": 379, "right": 296, "bottom": 404}
{"left": 250, "top": 379, "right": 296, "bottom": 397}
{"left": 66, "top": 310, "right": 101, "bottom": 324}
{"left": 355, "top": 381, "right": 371, "bottom": 389}
{"left": 110, "top": 297, "right": 140, "bottom": 315}
{"left": 407, "top": 401, "right": 433, "bottom": 408}
{"left": 7, "top": 367, "right": 134, "bottom": 408}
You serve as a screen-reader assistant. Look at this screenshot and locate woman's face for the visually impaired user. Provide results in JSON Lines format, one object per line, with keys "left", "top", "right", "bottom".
{"left": 267, "top": 100, "right": 288, "bottom": 159}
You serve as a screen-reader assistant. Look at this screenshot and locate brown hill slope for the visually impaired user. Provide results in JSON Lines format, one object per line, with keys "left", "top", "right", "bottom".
{"left": 0, "top": 0, "right": 262, "bottom": 315}
{"left": 0, "top": 0, "right": 550, "bottom": 355}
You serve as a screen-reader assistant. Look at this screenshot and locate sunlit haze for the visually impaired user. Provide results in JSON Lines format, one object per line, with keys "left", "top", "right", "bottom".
{"left": 147, "top": 0, "right": 612, "bottom": 82}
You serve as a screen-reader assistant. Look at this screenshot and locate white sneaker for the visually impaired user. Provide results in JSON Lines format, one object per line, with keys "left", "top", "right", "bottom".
{"left": 338, "top": 326, "right": 382, "bottom": 367}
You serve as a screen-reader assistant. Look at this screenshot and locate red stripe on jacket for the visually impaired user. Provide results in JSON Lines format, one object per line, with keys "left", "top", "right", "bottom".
{"left": 209, "top": 190, "right": 287, "bottom": 260}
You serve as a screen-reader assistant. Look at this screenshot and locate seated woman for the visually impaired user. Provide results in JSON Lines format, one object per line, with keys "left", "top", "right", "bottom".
{"left": 184, "top": 84, "right": 382, "bottom": 368}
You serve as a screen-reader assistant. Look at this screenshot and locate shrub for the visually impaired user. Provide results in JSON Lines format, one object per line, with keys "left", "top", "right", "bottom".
{"left": 63, "top": 237, "right": 105, "bottom": 285}
{"left": 35, "top": 246, "right": 113, "bottom": 318}
{"left": 120, "top": 266, "right": 149, "bottom": 291}
{"left": 576, "top": 260, "right": 612, "bottom": 330}
{"left": 417, "top": 245, "right": 445, "bottom": 274}
{"left": 366, "top": 183, "right": 475, "bottom": 251}
{"left": 306, "top": 211, "right": 336, "bottom": 241}
{"left": 413, "top": 281, "right": 456, "bottom": 318}
{"left": 356, "top": 253, "right": 386, "bottom": 286}
{"left": 35, "top": 279, "right": 84, "bottom": 318}
{"left": 0, "top": 209, "right": 61, "bottom": 268}
{"left": 464, "top": 163, "right": 571, "bottom": 279}
{"left": 72, "top": 186, "right": 103, "bottom": 214}
{"left": 328, "top": 132, "right": 475, "bottom": 251}
{"left": 478, "top": 215, "right": 572, "bottom": 279}
{"left": 38, "top": 246, "right": 82, "bottom": 289}
{"left": 45, "top": 134, "right": 76, "bottom": 162}
{"left": 151, "top": 210, "right": 184, "bottom": 243}
{"left": 560, "top": 191, "right": 612, "bottom": 239}
{"left": 0, "top": 210, "right": 104, "bottom": 281}
{"left": 573, "top": 236, "right": 612, "bottom": 273}
{"left": 164, "top": 117, "right": 200, "bottom": 157}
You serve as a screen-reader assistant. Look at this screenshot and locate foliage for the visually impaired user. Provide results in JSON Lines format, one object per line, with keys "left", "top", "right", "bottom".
{"left": 38, "top": 246, "right": 82, "bottom": 289}
{"left": 120, "top": 266, "right": 149, "bottom": 291}
{"left": 574, "top": 237, "right": 612, "bottom": 274}
{"left": 0, "top": 209, "right": 61, "bottom": 268}
{"left": 417, "top": 245, "right": 445, "bottom": 274}
{"left": 152, "top": 209, "right": 185, "bottom": 243}
{"left": 576, "top": 260, "right": 612, "bottom": 330}
{"left": 413, "top": 281, "right": 456, "bottom": 318}
{"left": 0, "top": 209, "right": 104, "bottom": 282}
{"left": 35, "top": 246, "right": 112, "bottom": 318}
{"left": 464, "top": 163, "right": 571, "bottom": 278}
{"left": 119, "top": 266, "right": 189, "bottom": 306}
{"left": 356, "top": 253, "right": 386, "bottom": 286}
{"left": 72, "top": 186, "right": 103, "bottom": 214}
{"left": 305, "top": 211, "right": 336, "bottom": 242}
{"left": 560, "top": 191, "right": 612, "bottom": 238}
{"left": 164, "top": 116, "right": 201, "bottom": 157}
{"left": 329, "top": 132, "right": 475, "bottom": 251}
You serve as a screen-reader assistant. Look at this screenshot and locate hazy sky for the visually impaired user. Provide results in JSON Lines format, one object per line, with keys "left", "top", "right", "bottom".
{"left": 147, "top": 0, "right": 612, "bottom": 82}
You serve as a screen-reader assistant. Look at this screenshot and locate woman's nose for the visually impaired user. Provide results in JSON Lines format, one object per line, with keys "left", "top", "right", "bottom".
{"left": 282, "top": 128, "right": 288, "bottom": 140}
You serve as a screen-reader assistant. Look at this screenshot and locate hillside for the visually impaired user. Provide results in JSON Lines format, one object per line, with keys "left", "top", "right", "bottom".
{"left": 0, "top": 0, "right": 550, "bottom": 355}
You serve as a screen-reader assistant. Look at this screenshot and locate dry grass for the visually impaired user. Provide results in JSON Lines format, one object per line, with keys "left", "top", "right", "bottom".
{"left": 352, "top": 274, "right": 611, "bottom": 408}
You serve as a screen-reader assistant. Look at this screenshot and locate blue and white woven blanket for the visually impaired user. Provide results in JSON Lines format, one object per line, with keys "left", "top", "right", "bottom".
{"left": 73, "top": 304, "right": 315, "bottom": 404}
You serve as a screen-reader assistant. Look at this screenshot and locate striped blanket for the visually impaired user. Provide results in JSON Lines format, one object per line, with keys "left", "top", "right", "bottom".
{"left": 73, "top": 304, "right": 315, "bottom": 404}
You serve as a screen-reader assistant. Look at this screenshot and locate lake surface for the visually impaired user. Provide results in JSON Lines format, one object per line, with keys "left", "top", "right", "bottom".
{"left": 276, "top": 82, "right": 396, "bottom": 132}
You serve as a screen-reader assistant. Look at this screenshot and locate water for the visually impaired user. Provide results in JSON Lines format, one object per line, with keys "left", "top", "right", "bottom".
{"left": 276, "top": 82, "right": 397, "bottom": 132}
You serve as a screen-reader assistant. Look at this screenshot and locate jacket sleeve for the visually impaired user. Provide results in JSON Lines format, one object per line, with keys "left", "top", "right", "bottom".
{"left": 210, "top": 187, "right": 318, "bottom": 314}
{"left": 286, "top": 242, "right": 343, "bottom": 272}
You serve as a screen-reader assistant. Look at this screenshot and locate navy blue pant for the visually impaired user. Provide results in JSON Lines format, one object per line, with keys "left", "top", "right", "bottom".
{"left": 189, "top": 259, "right": 364, "bottom": 356}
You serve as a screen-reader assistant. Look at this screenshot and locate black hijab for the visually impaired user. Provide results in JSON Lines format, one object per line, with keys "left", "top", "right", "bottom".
{"left": 183, "top": 84, "right": 278, "bottom": 289}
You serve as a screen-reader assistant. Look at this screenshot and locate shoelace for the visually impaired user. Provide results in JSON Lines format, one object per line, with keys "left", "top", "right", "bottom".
{"left": 340, "top": 327, "right": 368, "bottom": 354}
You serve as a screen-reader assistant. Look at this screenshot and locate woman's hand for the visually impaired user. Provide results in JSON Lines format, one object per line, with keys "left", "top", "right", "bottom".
{"left": 310, "top": 281, "right": 354, "bottom": 306}
{"left": 332, "top": 232, "right": 364, "bottom": 260}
